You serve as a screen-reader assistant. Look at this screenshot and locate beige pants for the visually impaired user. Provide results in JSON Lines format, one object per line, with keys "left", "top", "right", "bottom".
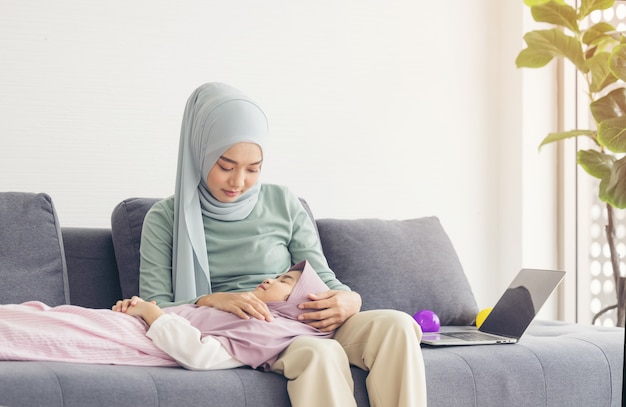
{"left": 271, "top": 309, "right": 427, "bottom": 407}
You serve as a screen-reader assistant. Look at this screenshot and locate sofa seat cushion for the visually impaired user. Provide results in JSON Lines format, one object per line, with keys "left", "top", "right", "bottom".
{"left": 316, "top": 216, "right": 478, "bottom": 325}
{"left": 0, "top": 362, "right": 290, "bottom": 407}
{"left": 422, "top": 320, "right": 624, "bottom": 406}
{"left": 0, "top": 192, "right": 69, "bottom": 306}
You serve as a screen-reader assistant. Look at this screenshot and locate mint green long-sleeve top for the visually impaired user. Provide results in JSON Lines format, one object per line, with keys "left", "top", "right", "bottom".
{"left": 139, "top": 184, "right": 350, "bottom": 307}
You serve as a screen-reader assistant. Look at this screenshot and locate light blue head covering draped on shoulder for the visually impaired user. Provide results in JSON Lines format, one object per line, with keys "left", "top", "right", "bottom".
{"left": 173, "top": 82, "right": 269, "bottom": 301}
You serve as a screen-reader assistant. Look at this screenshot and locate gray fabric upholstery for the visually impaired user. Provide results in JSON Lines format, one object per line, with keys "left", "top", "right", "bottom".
{"left": 110, "top": 197, "right": 161, "bottom": 298}
{"left": 0, "top": 192, "right": 69, "bottom": 306}
{"left": 0, "top": 362, "right": 287, "bottom": 407}
{"left": 316, "top": 217, "right": 478, "bottom": 325}
{"left": 423, "top": 320, "right": 624, "bottom": 406}
{"left": 62, "top": 228, "right": 122, "bottom": 309}
{"left": 0, "top": 360, "right": 367, "bottom": 407}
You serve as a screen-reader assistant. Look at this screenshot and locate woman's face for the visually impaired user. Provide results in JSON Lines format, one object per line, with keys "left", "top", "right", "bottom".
{"left": 206, "top": 142, "right": 263, "bottom": 203}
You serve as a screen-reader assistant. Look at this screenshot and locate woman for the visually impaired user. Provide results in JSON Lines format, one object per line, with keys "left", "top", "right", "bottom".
{"left": 135, "top": 82, "right": 427, "bottom": 407}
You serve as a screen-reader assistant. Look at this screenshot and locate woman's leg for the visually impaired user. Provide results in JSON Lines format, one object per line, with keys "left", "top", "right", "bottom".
{"left": 270, "top": 336, "right": 357, "bottom": 407}
{"left": 334, "top": 309, "right": 427, "bottom": 407}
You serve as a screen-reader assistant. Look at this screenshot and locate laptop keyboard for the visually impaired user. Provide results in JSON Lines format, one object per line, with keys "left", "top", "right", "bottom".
{"left": 442, "top": 331, "right": 503, "bottom": 341}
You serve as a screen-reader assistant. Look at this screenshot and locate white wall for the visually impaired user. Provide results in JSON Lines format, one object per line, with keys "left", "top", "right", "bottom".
{"left": 497, "top": 1, "right": 561, "bottom": 318}
{"left": 0, "top": 1, "right": 560, "bottom": 312}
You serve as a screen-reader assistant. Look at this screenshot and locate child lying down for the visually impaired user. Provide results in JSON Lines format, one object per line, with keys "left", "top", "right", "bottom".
{"left": 0, "top": 260, "right": 333, "bottom": 371}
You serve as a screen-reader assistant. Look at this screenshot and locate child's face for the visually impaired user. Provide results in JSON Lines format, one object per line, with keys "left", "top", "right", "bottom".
{"left": 252, "top": 271, "right": 301, "bottom": 302}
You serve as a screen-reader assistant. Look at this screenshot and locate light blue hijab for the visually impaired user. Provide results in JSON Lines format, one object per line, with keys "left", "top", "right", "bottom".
{"left": 173, "top": 83, "right": 269, "bottom": 301}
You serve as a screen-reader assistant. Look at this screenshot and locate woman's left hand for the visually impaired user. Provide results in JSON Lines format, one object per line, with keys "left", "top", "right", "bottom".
{"left": 297, "top": 290, "right": 362, "bottom": 332}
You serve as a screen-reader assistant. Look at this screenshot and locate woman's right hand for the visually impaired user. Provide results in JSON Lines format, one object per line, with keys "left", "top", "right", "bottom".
{"left": 196, "top": 292, "right": 273, "bottom": 322}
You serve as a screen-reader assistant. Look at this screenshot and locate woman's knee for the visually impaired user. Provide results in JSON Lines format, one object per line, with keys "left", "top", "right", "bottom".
{"left": 272, "top": 337, "right": 349, "bottom": 376}
{"left": 337, "top": 310, "right": 422, "bottom": 343}
{"left": 294, "top": 337, "right": 348, "bottom": 362}
{"left": 382, "top": 310, "right": 422, "bottom": 334}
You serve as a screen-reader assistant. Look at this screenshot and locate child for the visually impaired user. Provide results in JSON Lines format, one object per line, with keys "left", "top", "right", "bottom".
{"left": 0, "top": 261, "right": 332, "bottom": 371}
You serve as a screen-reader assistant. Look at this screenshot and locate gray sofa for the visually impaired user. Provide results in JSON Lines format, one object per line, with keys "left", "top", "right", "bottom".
{"left": 0, "top": 192, "right": 624, "bottom": 407}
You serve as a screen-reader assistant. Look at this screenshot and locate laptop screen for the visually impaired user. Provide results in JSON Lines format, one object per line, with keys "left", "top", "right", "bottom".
{"left": 479, "top": 269, "right": 566, "bottom": 339}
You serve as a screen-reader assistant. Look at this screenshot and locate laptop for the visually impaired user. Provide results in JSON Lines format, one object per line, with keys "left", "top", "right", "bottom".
{"left": 421, "top": 268, "right": 566, "bottom": 346}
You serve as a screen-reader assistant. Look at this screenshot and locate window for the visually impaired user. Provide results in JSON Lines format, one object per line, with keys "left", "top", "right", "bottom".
{"left": 573, "top": 2, "right": 626, "bottom": 327}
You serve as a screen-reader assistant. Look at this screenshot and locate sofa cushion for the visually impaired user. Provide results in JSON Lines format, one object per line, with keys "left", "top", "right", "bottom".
{"left": 0, "top": 192, "right": 69, "bottom": 306}
{"left": 316, "top": 216, "right": 478, "bottom": 325}
{"left": 111, "top": 198, "right": 161, "bottom": 298}
{"left": 63, "top": 227, "right": 123, "bottom": 309}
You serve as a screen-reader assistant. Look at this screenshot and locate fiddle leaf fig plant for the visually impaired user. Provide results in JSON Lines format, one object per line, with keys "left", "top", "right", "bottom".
{"left": 516, "top": 0, "right": 626, "bottom": 326}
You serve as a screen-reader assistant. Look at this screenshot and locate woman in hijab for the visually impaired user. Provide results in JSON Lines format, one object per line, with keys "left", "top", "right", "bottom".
{"left": 136, "top": 82, "right": 427, "bottom": 407}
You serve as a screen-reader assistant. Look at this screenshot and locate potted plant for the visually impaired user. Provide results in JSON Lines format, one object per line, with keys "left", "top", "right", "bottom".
{"left": 516, "top": 0, "right": 626, "bottom": 326}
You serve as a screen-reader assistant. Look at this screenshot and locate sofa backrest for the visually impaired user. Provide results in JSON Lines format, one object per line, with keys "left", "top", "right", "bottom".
{"left": 111, "top": 197, "right": 479, "bottom": 325}
{"left": 62, "top": 227, "right": 122, "bottom": 309}
{"left": 0, "top": 192, "right": 70, "bottom": 306}
{"left": 111, "top": 197, "right": 162, "bottom": 299}
{"left": 315, "top": 217, "right": 478, "bottom": 325}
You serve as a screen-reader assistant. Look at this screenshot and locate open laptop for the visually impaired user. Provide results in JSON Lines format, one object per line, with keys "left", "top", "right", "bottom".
{"left": 421, "top": 268, "right": 565, "bottom": 346}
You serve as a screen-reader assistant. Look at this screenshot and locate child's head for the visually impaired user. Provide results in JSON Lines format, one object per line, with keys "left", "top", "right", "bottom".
{"left": 252, "top": 270, "right": 302, "bottom": 302}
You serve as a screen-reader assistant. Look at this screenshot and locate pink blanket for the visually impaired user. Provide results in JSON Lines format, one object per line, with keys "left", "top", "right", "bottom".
{"left": 0, "top": 301, "right": 178, "bottom": 366}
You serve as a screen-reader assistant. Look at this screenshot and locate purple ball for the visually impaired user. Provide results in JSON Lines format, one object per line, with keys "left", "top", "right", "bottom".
{"left": 413, "top": 309, "right": 440, "bottom": 332}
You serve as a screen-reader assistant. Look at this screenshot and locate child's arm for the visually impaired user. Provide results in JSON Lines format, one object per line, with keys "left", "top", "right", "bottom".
{"left": 113, "top": 296, "right": 243, "bottom": 370}
{"left": 147, "top": 314, "right": 244, "bottom": 370}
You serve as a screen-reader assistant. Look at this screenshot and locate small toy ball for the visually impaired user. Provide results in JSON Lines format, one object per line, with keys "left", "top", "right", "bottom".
{"left": 413, "top": 309, "right": 440, "bottom": 332}
{"left": 476, "top": 307, "right": 493, "bottom": 328}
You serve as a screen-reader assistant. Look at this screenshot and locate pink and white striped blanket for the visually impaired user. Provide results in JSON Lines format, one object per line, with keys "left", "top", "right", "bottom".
{"left": 0, "top": 301, "right": 178, "bottom": 367}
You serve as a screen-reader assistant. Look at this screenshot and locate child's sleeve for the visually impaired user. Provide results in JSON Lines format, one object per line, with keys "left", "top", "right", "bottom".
{"left": 146, "top": 314, "right": 244, "bottom": 370}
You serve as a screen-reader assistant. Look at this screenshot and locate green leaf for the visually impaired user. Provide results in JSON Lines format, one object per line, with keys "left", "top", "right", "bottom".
{"left": 517, "top": 29, "right": 587, "bottom": 72}
{"left": 609, "top": 44, "right": 626, "bottom": 81}
{"left": 577, "top": 149, "right": 616, "bottom": 178}
{"left": 588, "top": 52, "right": 618, "bottom": 92}
{"left": 583, "top": 22, "right": 618, "bottom": 48}
{"left": 590, "top": 87, "right": 626, "bottom": 122}
{"left": 579, "top": 0, "right": 615, "bottom": 20}
{"left": 539, "top": 129, "right": 596, "bottom": 150}
{"left": 531, "top": 1, "right": 579, "bottom": 33}
{"left": 602, "top": 155, "right": 626, "bottom": 208}
{"left": 515, "top": 47, "right": 556, "bottom": 68}
{"left": 597, "top": 116, "right": 626, "bottom": 152}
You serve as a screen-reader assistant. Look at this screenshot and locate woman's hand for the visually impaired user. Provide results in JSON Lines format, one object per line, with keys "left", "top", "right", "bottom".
{"left": 196, "top": 292, "right": 274, "bottom": 322}
{"left": 297, "top": 290, "right": 362, "bottom": 332}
